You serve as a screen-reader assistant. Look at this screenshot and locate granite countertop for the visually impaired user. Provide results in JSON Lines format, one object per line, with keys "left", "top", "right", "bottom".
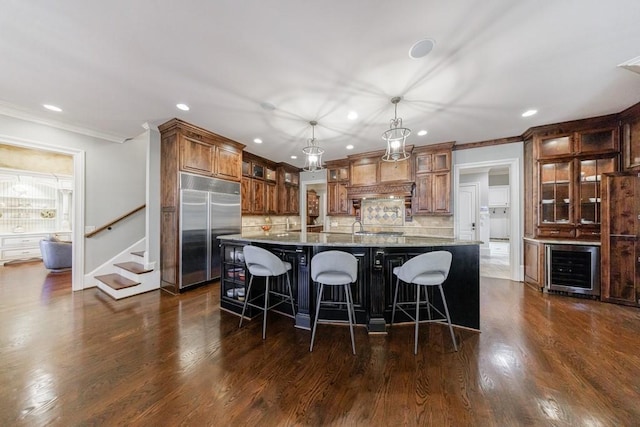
{"left": 219, "top": 232, "right": 480, "bottom": 247}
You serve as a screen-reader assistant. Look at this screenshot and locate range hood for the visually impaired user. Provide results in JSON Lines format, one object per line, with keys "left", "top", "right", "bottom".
{"left": 346, "top": 182, "right": 414, "bottom": 199}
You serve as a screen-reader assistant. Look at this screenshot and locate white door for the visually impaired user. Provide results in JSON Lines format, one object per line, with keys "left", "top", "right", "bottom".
{"left": 459, "top": 183, "right": 478, "bottom": 241}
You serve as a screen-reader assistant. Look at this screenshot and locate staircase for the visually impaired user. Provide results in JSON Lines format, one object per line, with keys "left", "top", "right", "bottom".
{"left": 87, "top": 239, "right": 160, "bottom": 300}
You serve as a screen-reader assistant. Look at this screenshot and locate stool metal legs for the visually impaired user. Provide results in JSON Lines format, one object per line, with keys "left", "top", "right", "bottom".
{"left": 438, "top": 284, "right": 458, "bottom": 352}
{"left": 310, "top": 283, "right": 357, "bottom": 355}
{"left": 239, "top": 272, "right": 296, "bottom": 340}
{"left": 390, "top": 279, "right": 458, "bottom": 354}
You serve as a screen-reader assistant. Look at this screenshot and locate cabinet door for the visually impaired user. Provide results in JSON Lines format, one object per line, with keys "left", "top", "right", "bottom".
{"left": 180, "top": 136, "right": 214, "bottom": 175}
{"left": 489, "top": 186, "right": 510, "bottom": 206}
{"left": 537, "top": 134, "right": 573, "bottom": 159}
{"left": 432, "top": 172, "right": 450, "bottom": 213}
{"left": 524, "top": 240, "right": 543, "bottom": 289}
{"left": 266, "top": 182, "right": 277, "bottom": 214}
{"left": 240, "top": 178, "right": 251, "bottom": 213}
{"left": 216, "top": 146, "right": 241, "bottom": 181}
{"left": 290, "top": 186, "right": 299, "bottom": 214}
{"left": 623, "top": 117, "right": 640, "bottom": 170}
{"left": 539, "top": 161, "right": 572, "bottom": 225}
{"left": 252, "top": 180, "right": 265, "bottom": 214}
{"left": 413, "top": 174, "right": 433, "bottom": 214}
{"left": 577, "top": 157, "right": 616, "bottom": 228}
{"left": 337, "top": 183, "right": 349, "bottom": 214}
{"left": 327, "top": 182, "right": 349, "bottom": 215}
{"left": 601, "top": 173, "right": 640, "bottom": 306}
{"left": 577, "top": 127, "right": 618, "bottom": 155}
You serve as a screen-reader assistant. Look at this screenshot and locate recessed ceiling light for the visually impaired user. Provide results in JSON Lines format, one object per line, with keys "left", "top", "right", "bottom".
{"left": 43, "top": 104, "right": 62, "bottom": 112}
{"left": 176, "top": 103, "right": 190, "bottom": 111}
{"left": 346, "top": 144, "right": 354, "bottom": 150}
{"left": 253, "top": 138, "right": 263, "bottom": 144}
{"left": 409, "top": 38, "right": 435, "bottom": 59}
{"left": 417, "top": 130, "right": 428, "bottom": 136}
{"left": 290, "top": 155, "right": 297, "bottom": 159}
{"left": 522, "top": 109, "right": 538, "bottom": 117}
{"left": 347, "top": 111, "right": 358, "bottom": 120}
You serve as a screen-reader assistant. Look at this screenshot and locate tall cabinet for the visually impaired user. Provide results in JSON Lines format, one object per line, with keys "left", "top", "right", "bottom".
{"left": 601, "top": 172, "right": 640, "bottom": 307}
{"left": 523, "top": 120, "right": 620, "bottom": 289}
{"left": 159, "top": 119, "right": 245, "bottom": 294}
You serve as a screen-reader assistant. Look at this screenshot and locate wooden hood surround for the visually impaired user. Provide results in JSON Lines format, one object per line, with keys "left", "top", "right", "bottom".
{"left": 346, "top": 146, "right": 415, "bottom": 199}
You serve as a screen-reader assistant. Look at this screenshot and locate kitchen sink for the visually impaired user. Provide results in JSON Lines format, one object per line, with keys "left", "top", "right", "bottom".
{"left": 354, "top": 231, "right": 404, "bottom": 236}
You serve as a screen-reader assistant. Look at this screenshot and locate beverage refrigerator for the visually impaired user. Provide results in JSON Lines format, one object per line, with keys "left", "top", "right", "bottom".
{"left": 179, "top": 172, "right": 241, "bottom": 290}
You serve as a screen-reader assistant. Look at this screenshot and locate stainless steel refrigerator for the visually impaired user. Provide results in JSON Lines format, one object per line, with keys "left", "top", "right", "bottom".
{"left": 179, "top": 172, "right": 241, "bottom": 290}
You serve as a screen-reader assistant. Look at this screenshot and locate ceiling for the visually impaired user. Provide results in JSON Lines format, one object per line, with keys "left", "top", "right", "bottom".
{"left": 1, "top": 1, "right": 639, "bottom": 167}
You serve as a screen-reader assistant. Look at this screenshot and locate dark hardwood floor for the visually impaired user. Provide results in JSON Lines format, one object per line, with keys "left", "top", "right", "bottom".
{"left": 1, "top": 261, "right": 640, "bottom": 426}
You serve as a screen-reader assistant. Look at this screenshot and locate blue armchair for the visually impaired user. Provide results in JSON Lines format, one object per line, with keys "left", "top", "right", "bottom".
{"left": 39, "top": 237, "right": 72, "bottom": 271}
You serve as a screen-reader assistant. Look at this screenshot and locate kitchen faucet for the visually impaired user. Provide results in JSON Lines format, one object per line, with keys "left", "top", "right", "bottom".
{"left": 285, "top": 217, "right": 290, "bottom": 231}
{"left": 351, "top": 220, "right": 363, "bottom": 234}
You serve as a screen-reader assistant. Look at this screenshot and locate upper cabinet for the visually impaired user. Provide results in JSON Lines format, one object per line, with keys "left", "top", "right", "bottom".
{"left": 326, "top": 160, "right": 351, "bottom": 216}
{"left": 241, "top": 152, "right": 279, "bottom": 215}
{"left": 412, "top": 142, "right": 453, "bottom": 215}
{"left": 526, "top": 119, "right": 621, "bottom": 240}
{"left": 621, "top": 102, "right": 640, "bottom": 171}
{"left": 160, "top": 118, "right": 244, "bottom": 183}
{"left": 277, "top": 163, "right": 300, "bottom": 215}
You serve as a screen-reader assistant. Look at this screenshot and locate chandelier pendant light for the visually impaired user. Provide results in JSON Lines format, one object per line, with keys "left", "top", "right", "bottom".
{"left": 302, "top": 120, "right": 324, "bottom": 171}
{"left": 382, "top": 96, "right": 411, "bottom": 162}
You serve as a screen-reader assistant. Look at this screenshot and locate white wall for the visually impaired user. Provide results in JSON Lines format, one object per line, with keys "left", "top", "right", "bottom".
{"left": 0, "top": 114, "right": 147, "bottom": 273}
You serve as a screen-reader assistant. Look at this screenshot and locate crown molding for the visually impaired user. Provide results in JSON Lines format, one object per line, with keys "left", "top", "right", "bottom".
{"left": 0, "top": 101, "right": 125, "bottom": 143}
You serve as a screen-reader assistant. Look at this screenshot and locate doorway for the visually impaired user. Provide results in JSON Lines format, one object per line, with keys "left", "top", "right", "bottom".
{"left": 454, "top": 158, "right": 521, "bottom": 282}
{"left": 0, "top": 137, "right": 85, "bottom": 291}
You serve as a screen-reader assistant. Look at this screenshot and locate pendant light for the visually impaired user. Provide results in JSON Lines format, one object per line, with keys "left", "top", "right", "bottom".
{"left": 302, "top": 120, "right": 324, "bottom": 171}
{"left": 382, "top": 96, "right": 411, "bottom": 162}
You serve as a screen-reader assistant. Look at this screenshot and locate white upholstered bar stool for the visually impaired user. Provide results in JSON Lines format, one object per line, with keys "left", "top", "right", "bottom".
{"left": 239, "top": 245, "right": 296, "bottom": 340}
{"left": 391, "top": 250, "right": 458, "bottom": 355}
{"left": 309, "top": 250, "right": 358, "bottom": 355}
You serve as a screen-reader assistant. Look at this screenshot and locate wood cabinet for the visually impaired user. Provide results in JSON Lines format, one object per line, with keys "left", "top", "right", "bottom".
{"left": 326, "top": 161, "right": 351, "bottom": 216}
{"left": 277, "top": 163, "right": 300, "bottom": 215}
{"left": 159, "top": 119, "right": 245, "bottom": 293}
{"left": 601, "top": 172, "right": 640, "bottom": 307}
{"left": 241, "top": 152, "right": 278, "bottom": 215}
{"left": 621, "top": 102, "right": 640, "bottom": 171}
{"left": 412, "top": 142, "right": 453, "bottom": 215}
{"left": 266, "top": 181, "right": 277, "bottom": 214}
{"left": 174, "top": 122, "right": 242, "bottom": 182}
{"left": 529, "top": 123, "right": 620, "bottom": 240}
{"left": 524, "top": 239, "right": 544, "bottom": 289}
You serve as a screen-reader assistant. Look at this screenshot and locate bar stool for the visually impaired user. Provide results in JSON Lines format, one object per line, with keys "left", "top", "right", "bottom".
{"left": 309, "top": 250, "right": 358, "bottom": 354}
{"left": 239, "top": 245, "right": 296, "bottom": 340}
{"left": 391, "top": 250, "right": 458, "bottom": 355}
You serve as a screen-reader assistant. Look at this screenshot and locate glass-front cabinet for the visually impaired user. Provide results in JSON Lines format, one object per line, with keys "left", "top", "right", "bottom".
{"left": 577, "top": 156, "right": 616, "bottom": 238}
{"left": 540, "top": 161, "right": 572, "bottom": 226}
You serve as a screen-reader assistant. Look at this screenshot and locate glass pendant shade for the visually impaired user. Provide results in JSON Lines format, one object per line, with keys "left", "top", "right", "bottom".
{"left": 303, "top": 121, "right": 324, "bottom": 171}
{"left": 382, "top": 97, "right": 411, "bottom": 162}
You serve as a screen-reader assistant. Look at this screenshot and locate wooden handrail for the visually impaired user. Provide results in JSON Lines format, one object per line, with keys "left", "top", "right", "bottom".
{"left": 85, "top": 204, "right": 146, "bottom": 238}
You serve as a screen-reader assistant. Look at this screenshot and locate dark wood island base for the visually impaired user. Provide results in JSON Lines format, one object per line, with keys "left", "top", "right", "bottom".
{"left": 219, "top": 232, "right": 480, "bottom": 333}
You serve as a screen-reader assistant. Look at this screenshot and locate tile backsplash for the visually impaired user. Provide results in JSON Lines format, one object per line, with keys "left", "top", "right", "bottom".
{"left": 362, "top": 198, "right": 404, "bottom": 226}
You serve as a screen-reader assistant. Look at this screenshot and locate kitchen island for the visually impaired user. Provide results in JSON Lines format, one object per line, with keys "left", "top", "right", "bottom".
{"left": 218, "top": 232, "right": 480, "bottom": 332}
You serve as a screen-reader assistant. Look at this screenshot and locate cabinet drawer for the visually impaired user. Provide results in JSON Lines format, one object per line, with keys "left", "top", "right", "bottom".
{"left": 1, "top": 235, "right": 47, "bottom": 247}
{"left": 576, "top": 228, "right": 601, "bottom": 239}
{"left": 2, "top": 247, "right": 42, "bottom": 259}
{"left": 537, "top": 227, "right": 575, "bottom": 238}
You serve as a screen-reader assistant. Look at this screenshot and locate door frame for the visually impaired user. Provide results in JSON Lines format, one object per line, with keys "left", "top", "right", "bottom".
{"left": 0, "top": 133, "right": 85, "bottom": 291}
{"left": 454, "top": 158, "right": 522, "bottom": 282}
{"left": 458, "top": 182, "right": 479, "bottom": 241}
